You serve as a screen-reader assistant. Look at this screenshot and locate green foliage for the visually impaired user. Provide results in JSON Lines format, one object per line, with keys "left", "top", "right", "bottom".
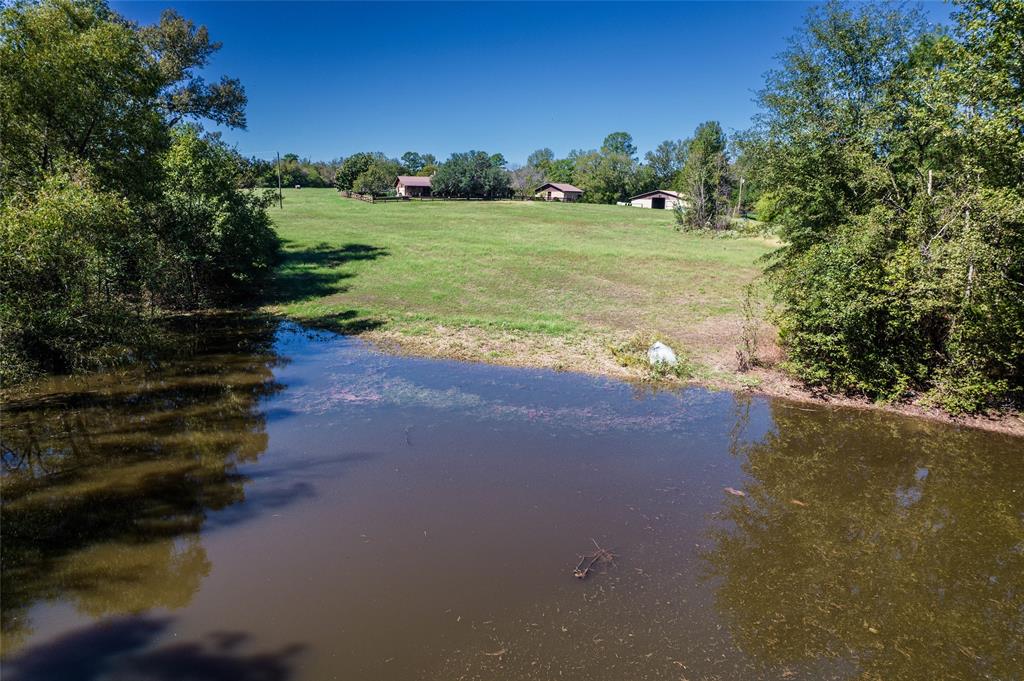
{"left": 0, "top": 0, "right": 165, "bottom": 197}
{"left": 415, "top": 153, "right": 437, "bottom": 176}
{"left": 140, "top": 9, "right": 247, "bottom": 129}
{"left": 335, "top": 152, "right": 380, "bottom": 191}
{"left": 153, "top": 126, "right": 280, "bottom": 307}
{"left": 352, "top": 163, "right": 397, "bottom": 195}
{"left": 675, "top": 121, "right": 731, "bottom": 230}
{"left": 245, "top": 155, "right": 340, "bottom": 188}
{"left": 644, "top": 139, "right": 688, "bottom": 189}
{"left": 0, "top": 166, "right": 151, "bottom": 380}
{"left": 545, "top": 158, "right": 575, "bottom": 184}
{"left": 523, "top": 134, "right": 699, "bottom": 203}
{"left": 432, "top": 151, "right": 511, "bottom": 198}
{"left": 401, "top": 151, "right": 426, "bottom": 174}
{"left": 527, "top": 148, "right": 554, "bottom": 173}
{"left": 571, "top": 141, "right": 653, "bottom": 204}
{"left": 600, "top": 132, "right": 638, "bottom": 159}
{"left": 0, "top": 0, "right": 278, "bottom": 384}
{"left": 332, "top": 152, "right": 404, "bottom": 192}
{"left": 748, "top": 0, "right": 1024, "bottom": 412}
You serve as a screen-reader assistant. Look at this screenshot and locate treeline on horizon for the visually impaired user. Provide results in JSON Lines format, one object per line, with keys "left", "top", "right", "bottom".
{"left": 2, "top": 0, "right": 1020, "bottom": 416}
{"left": 247, "top": 125, "right": 747, "bottom": 221}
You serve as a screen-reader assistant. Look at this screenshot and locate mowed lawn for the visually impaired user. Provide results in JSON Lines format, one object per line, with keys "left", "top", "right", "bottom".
{"left": 267, "top": 189, "right": 776, "bottom": 374}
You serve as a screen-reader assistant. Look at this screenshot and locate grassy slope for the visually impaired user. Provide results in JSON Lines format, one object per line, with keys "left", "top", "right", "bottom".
{"left": 267, "top": 188, "right": 776, "bottom": 376}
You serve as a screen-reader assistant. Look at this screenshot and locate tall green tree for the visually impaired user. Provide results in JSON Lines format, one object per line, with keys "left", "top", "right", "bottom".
{"left": 152, "top": 125, "right": 279, "bottom": 307}
{"left": 527, "top": 148, "right": 554, "bottom": 174}
{"left": 0, "top": 1, "right": 246, "bottom": 199}
{"left": 600, "top": 131, "right": 637, "bottom": 159}
{"left": 676, "top": 121, "right": 730, "bottom": 229}
{"left": 0, "top": 0, "right": 278, "bottom": 382}
{"left": 352, "top": 163, "right": 398, "bottom": 195}
{"left": 545, "top": 158, "right": 575, "bottom": 184}
{"left": 335, "top": 152, "right": 402, "bottom": 191}
{"left": 1, "top": 0, "right": 163, "bottom": 197}
{"left": 645, "top": 139, "right": 688, "bottom": 188}
{"left": 141, "top": 10, "right": 247, "bottom": 129}
{"left": 571, "top": 132, "right": 650, "bottom": 204}
{"left": 432, "top": 151, "right": 511, "bottom": 198}
{"left": 748, "top": 0, "right": 1023, "bottom": 411}
{"left": 401, "top": 151, "right": 425, "bottom": 174}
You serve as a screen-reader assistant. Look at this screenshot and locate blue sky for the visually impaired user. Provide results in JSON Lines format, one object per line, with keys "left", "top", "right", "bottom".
{"left": 114, "top": 1, "right": 952, "bottom": 164}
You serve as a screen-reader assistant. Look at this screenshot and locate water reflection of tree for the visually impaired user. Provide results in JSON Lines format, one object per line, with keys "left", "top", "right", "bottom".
{"left": 705, "top": 402, "right": 1024, "bottom": 680}
{"left": 0, "top": 315, "right": 286, "bottom": 651}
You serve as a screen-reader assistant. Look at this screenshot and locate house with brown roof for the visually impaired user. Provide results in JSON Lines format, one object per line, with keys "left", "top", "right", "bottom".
{"left": 396, "top": 175, "right": 432, "bottom": 197}
{"left": 534, "top": 182, "right": 583, "bottom": 202}
{"left": 628, "top": 189, "right": 685, "bottom": 210}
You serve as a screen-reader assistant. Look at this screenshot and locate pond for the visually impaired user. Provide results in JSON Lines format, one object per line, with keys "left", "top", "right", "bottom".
{"left": 1, "top": 317, "right": 1021, "bottom": 681}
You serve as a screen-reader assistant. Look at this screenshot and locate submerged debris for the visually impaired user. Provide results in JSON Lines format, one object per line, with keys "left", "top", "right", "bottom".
{"left": 573, "top": 539, "right": 616, "bottom": 579}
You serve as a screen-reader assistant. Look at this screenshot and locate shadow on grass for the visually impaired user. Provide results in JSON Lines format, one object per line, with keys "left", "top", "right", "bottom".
{"left": 303, "top": 309, "right": 385, "bottom": 334}
{"left": 267, "top": 242, "right": 389, "bottom": 306}
{"left": 266, "top": 242, "right": 390, "bottom": 334}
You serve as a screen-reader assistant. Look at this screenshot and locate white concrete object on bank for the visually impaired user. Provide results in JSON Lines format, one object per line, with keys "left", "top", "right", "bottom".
{"left": 647, "top": 341, "right": 678, "bottom": 366}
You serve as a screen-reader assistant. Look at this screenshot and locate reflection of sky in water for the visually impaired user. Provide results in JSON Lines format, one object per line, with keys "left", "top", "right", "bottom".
{"left": 3, "top": 319, "right": 1022, "bottom": 681}
{"left": 275, "top": 325, "right": 725, "bottom": 434}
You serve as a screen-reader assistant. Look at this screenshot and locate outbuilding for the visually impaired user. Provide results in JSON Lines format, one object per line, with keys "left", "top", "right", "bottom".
{"left": 395, "top": 175, "right": 432, "bottom": 197}
{"left": 628, "top": 189, "right": 685, "bottom": 210}
{"left": 534, "top": 182, "right": 583, "bottom": 202}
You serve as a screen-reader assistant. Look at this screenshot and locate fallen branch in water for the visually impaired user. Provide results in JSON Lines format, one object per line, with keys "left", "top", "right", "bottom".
{"left": 573, "top": 539, "right": 616, "bottom": 579}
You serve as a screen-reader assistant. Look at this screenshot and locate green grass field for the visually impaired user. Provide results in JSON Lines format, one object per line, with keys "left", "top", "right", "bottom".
{"left": 267, "top": 188, "right": 777, "bottom": 377}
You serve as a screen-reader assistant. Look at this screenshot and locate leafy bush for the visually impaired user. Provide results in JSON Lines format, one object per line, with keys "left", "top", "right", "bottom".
{"left": 0, "top": 167, "right": 153, "bottom": 380}
{"left": 0, "top": 1, "right": 280, "bottom": 384}
{"left": 748, "top": 0, "right": 1024, "bottom": 412}
{"left": 153, "top": 126, "right": 280, "bottom": 307}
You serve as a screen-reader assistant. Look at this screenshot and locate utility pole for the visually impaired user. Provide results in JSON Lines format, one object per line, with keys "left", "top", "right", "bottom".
{"left": 734, "top": 177, "right": 745, "bottom": 219}
{"left": 276, "top": 151, "right": 283, "bottom": 209}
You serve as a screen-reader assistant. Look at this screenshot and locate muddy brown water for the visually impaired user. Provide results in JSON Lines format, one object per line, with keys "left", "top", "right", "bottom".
{"left": 1, "top": 318, "right": 1021, "bottom": 681}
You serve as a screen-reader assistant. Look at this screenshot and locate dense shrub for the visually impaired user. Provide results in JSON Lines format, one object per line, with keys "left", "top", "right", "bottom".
{"left": 153, "top": 126, "right": 280, "bottom": 307}
{"left": 0, "top": 1, "right": 280, "bottom": 383}
{"left": 748, "top": 0, "right": 1024, "bottom": 412}
{"left": 0, "top": 167, "right": 152, "bottom": 380}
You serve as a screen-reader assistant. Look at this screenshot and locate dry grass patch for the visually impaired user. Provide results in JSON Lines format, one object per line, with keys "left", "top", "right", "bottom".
{"left": 364, "top": 325, "right": 633, "bottom": 378}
